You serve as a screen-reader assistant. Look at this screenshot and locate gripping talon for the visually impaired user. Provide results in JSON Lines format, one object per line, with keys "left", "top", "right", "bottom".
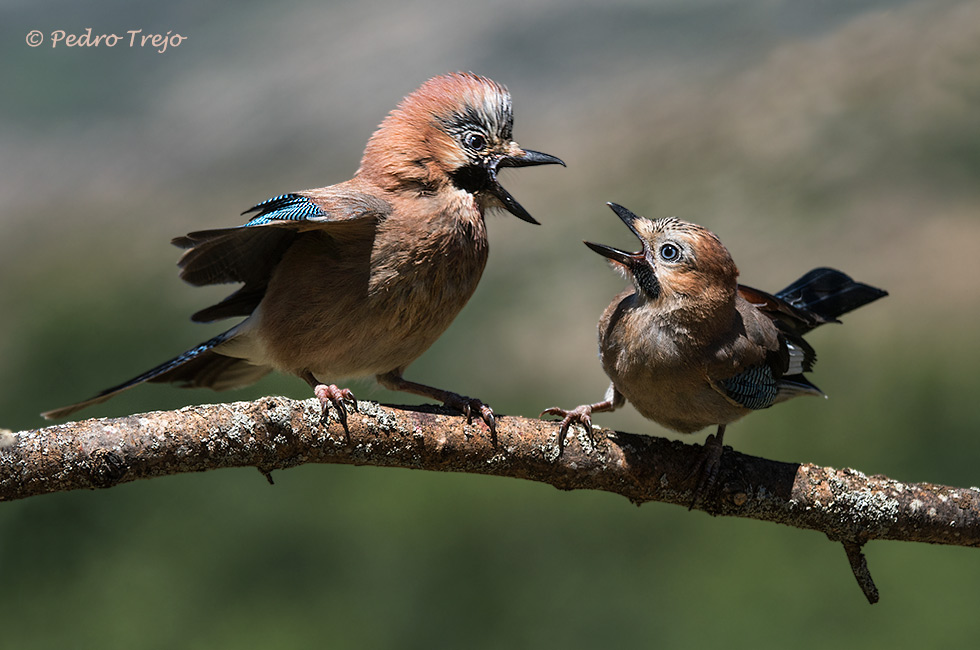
{"left": 314, "top": 384, "right": 357, "bottom": 443}
{"left": 439, "top": 392, "right": 496, "bottom": 443}
{"left": 480, "top": 406, "right": 497, "bottom": 446}
{"left": 541, "top": 404, "right": 595, "bottom": 456}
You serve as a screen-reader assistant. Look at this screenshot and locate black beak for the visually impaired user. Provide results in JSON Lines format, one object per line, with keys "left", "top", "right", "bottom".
{"left": 606, "top": 202, "right": 645, "bottom": 241}
{"left": 584, "top": 202, "right": 661, "bottom": 299}
{"left": 497, "top": 149, "right": 566, "bottom": 170}
{"left": 489, "top": 148, "right": 565, "bottom": 224}
{"left": 584, "top": 202, "right": 647, "bottom": 263}
{"left": 584, "top": 240, "right": 638, "bottom": 266}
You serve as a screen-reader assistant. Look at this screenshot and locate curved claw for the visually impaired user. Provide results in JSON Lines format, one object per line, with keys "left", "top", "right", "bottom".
{"left": 441, "top": 393, "right": 497, "bottom": 445}
{"left": 314, "top": 384, "right": 358, "bottom": 443}
{"left": 459, "top": 401, "right": 473, "bottom": 424}
{"left": 373, "top": 373, "right": 497, "bottom": 445}
{"left": 540, "top": 405, "right": 594, "bottom": 456}
{"left": 464, "top": 399, "right": 496, "bottom": 446}
{"left": 478, "top": 404, "right": 497, "bottom": 446}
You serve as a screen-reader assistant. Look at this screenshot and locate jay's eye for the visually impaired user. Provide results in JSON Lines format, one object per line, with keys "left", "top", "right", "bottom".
{"left": 463, "top": 132, "right": 487, "bottom": 151}
{"left": 659, "top": 243, "right": 681, "bottom": 262}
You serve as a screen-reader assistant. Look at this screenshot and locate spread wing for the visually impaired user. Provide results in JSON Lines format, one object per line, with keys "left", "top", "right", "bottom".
{"left": 173, "top": 187, "right": 391, "bottom": 322}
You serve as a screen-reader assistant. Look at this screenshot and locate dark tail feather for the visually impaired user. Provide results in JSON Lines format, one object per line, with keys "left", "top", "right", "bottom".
{"left": 42, "top": 330, "right": 270, "bottom": 420}
{"left": 776, "top": 267, "right": 887, "bottom": 325}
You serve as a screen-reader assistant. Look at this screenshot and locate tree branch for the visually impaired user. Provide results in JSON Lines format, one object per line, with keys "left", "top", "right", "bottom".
{"left": 3, "top": 397, "right": 978, "bottom": 603}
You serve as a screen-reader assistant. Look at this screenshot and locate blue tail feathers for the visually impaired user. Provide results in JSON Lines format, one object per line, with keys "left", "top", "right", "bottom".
{"left": 41, "top": 329, "right": 266, "bottom": 420}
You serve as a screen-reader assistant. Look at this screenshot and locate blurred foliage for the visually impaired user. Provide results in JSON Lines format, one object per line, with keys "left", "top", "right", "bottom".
{"left": 2, "top": 0, "right": 980, "bottom": 647}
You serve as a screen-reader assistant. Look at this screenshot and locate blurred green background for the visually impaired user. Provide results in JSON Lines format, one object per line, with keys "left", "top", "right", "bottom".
{"left": 3, "top": 0, "right": 980, "bottom": 647}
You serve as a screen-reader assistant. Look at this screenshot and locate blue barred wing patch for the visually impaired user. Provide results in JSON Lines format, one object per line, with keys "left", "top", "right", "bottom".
{"left": 721, "top": 365, "right": 778, "bottom": 410}
{"left": 241, "top": 193, "right": 325, "bottom": 226}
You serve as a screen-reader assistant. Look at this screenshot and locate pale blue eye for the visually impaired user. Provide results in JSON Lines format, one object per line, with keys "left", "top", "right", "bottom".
{"left": 659, "top": 243, "right": 680, "bottom": 262}
{"left": 464, "top": 132, "right": 487, "bottom": 151}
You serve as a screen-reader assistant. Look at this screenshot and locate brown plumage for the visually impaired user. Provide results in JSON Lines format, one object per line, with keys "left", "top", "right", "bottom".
{"left": 43, "top": 72, "right": 564, "bottom": 438}
{"left": 543, "top": 203, "right": 886, "bottom": 502}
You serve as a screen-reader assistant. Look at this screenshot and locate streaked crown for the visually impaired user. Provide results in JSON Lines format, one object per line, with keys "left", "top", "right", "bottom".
{"left": 357, "top": 72, "right": 563, "bottom": 224}
{"left": 360, "top": 72, "right": 513, "bottom": 180}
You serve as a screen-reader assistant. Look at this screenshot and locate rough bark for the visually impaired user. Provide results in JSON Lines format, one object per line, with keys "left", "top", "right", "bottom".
{"left": 3, "top": 397, "right": 978, "bottom": 603}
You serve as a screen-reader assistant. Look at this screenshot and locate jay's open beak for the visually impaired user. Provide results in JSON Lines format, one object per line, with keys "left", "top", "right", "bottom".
{"left": 489, "top": 148, "right": 564, "bottom": 224}
{"left": 585, "top": 203, "right": 661, "bottom": 299}
{"left": 585, "top": 202, "right": 648, "bottom": 264}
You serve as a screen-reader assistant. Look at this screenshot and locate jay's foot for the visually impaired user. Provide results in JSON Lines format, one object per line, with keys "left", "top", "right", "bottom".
{"left": 314, "top": 384, "right": 358, "bottom": 441}
{"left": 374, "top": 371, "right": 496, "bottom": 444}
{"left": 442, "top": 392, "right": 496, "bottom": 444}
{"left": 540, "top": 404, "right": 595, "bottom": 456}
